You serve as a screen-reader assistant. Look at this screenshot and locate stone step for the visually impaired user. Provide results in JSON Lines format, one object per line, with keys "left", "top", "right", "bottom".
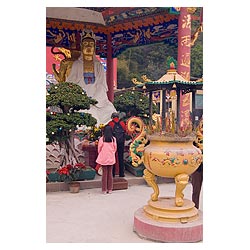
{"left": 113, "top": 177, "right": 128, "bottom": 190}
{"left": 46, "top": 170, "right": 174, "bottom": 192}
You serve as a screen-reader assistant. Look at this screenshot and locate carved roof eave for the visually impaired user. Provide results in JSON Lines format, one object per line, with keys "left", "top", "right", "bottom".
{"left": 46, "top": 12, "right": 178, "bottom": 34}
{"left": 135, "top": 80, "right": 203, "bottom": 92}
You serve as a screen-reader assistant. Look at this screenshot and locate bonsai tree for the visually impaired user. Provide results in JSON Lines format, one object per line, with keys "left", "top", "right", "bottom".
{"left": 46, "top": 82, "right": 97, "bottom": 166}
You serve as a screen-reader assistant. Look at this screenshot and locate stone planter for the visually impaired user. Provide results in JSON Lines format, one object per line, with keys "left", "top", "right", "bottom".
{"left": 47, "top": 172, "right": 60, "bottom": 182}
{"left": 78, "top": 167, "right": 96, "bottom": 181}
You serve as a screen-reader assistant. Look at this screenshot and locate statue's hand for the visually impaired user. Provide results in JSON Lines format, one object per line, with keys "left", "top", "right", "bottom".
{"left": 60, "top": 59, "right": 71, "bottom": 70}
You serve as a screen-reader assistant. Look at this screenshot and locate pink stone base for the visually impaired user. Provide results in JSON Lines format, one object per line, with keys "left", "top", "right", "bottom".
{"left": 134, "top": 207, "right": 203, "bottom": 242}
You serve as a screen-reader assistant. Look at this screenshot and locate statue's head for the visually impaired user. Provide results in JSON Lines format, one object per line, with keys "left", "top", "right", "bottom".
{"left": 81, "top": 30, "right": 96, "bottom": 56}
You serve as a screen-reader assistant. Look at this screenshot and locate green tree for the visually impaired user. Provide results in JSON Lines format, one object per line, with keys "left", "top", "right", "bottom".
{"left": 117, "top": 43, "right": 178, "bottom": 88}
{"left": 113, "top": 90, "right": 157, "bottom": 124}
{"left": 46, "top": 82, "right": 97, "bottom": 165}
{"left": 191, "top": 13, "right": 203, "bottom": 78}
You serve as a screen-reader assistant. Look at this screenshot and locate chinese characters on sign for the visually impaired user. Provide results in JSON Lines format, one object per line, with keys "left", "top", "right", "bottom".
{"left": 178, "top": 8, "right": 192, "bottom": 129}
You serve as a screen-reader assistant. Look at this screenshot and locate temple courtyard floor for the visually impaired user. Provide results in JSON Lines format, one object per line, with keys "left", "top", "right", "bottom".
{"left": 46, "top": 171, "right": 203, "bottom": 243}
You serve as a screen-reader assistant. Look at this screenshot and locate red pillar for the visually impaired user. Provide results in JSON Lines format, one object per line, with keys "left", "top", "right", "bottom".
{"left": 177, "top": 7, "right": 191, "bottom": 129}
{"left": 106, "top": 33, "right": 115, "bottom": 102}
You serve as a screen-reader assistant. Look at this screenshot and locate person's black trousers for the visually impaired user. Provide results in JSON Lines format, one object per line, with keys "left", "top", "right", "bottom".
{"left": 113, "top": 141, "right": 125, "bottom": 177}
{"left": 191, "top": 162, "right": 203, "bottom": 209}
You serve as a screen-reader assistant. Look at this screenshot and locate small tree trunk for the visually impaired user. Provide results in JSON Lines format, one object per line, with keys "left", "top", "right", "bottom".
{"left": 58, "top": 133, "right": 81, "bottom": 166}
{"left": 59, "top": 141, "right": 67, "bottom": 166}
{"left": 67, "top": 138, "right": 79, "bottom": 165}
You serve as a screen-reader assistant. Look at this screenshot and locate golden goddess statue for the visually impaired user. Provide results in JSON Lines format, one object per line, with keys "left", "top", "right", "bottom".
{"left": 52, "top": 30, "right": 116, "bottom": 126}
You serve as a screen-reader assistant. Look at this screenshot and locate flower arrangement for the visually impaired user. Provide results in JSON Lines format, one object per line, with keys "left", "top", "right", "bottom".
{"left": 75, "top": 124, "right": 105, "bottom": 142}
{"left": 57, "top": 162, "right": 86, "bottom": 183}
{"left": 89, "top": 124, "right": 105, "bottom": 141}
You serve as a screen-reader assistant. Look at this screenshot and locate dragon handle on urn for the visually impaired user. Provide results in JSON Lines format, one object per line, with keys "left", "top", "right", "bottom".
{"left": 126, "top": 117, "right": 148, "bottom": 167}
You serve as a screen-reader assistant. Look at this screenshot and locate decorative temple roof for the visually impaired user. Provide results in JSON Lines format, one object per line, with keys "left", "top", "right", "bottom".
{"left": 132, "top": 57, "right": 203, "bottom": 93}
{"left": 46, "top": 7, "right": 202, "bottom": 58}
{"left": 81, "top": 7, "right": 177, "bottom": 26}
{"left": 46, "top": 7, "right": 106, "bottom": 25}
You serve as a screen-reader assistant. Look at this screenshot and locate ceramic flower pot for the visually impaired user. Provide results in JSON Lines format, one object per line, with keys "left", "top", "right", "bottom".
{"left": 68, "top": 181, "right": 81, "bottom": 193}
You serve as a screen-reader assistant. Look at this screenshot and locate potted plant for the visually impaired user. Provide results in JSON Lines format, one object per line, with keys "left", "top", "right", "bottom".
{"left": 46, "top": 82, "right": 97, "bottom": 180}
{"left": 57, "top": 162, "right": 86, "bottom": 193}
{"left": 46, "top": 169, "right": 61, "bottom": 182}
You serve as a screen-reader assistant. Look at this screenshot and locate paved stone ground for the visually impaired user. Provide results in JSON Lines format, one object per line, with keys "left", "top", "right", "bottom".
{"left": 46, "top": 178, "right": 203, "bottom": 243}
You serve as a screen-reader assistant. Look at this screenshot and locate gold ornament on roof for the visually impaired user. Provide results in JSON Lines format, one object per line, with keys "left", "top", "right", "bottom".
{"left": 196, "top": 77, "right": 203, "bottom": 82}
{"left": 132, "top": 78, "right": 143, "bottom": 85}
{"left": 141, "top": 75, "right": 152, "bottom": 82}
{"left": 132, "top": 74, "right": 152, "bottom": 85}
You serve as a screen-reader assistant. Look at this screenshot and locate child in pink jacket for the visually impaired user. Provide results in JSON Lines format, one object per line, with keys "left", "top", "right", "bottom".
{"left": 96, "top": 125, "right": 117, "bottom": 194}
